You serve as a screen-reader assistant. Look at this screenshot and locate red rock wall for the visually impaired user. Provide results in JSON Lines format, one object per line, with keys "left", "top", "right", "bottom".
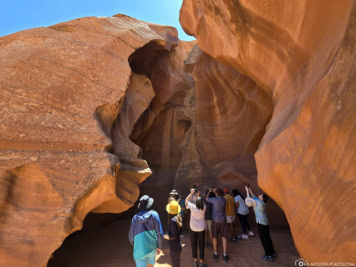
{"left": 173, "top": 45, "right": 287, "bottom": 227}
{"left": 180, "top": 0, "right": 356, "bottom": 262}
{"left": 130, "top": 40, "right": 195, "bottom": 213}
{"left": 175, "top": 47, "right": 273, "bottom": 187}
{"left": 2, "top": 0, "right": 355, "bottom": 264}
{"left": 0, "top": 14, "right": 178, "bottom": 266}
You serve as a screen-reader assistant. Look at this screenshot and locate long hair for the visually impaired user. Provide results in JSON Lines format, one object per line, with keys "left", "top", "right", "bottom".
{"left": 262, "top": 193, "right": 269, "bottom": 203}
{"left": 169, "top": 213, "right": 183, "bottom": 228}
{"left": 232, "top": 189, "right": 245, "bottom": 200}
{"left": 196, "top": 197, "right": 204, "bottom": 210}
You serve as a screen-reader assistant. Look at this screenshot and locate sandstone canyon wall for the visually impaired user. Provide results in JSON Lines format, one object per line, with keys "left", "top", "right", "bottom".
{"left": 180, "top": 0, "right": 356, "bottom": 262}
{"left": 1, "top": 0, "right": 355, "bottom": 265}
{"left": 130, "top": 40, "right": 195, "bottom": 204}
{"left": 0, "top": 14, "right": 180, "bottom": 266}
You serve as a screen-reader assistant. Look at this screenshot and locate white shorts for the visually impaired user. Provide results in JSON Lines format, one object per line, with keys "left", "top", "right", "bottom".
{"left": 226, "top": 216, "right": 235, "bottom": 224}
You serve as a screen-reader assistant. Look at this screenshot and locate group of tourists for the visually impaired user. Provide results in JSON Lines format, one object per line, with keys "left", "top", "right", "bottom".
{"left": 129, "top": 185, "right": 275, "bottom": 267}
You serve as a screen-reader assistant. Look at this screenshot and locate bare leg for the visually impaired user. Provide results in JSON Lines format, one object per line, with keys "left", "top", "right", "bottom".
{"left": 222, "top": 237, "right": 227, "bottom": 254}
{"left": 213, "top": 237, "right": 218, "bottom": 254}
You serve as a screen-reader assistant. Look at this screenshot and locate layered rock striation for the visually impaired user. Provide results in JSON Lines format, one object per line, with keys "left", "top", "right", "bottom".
{"left": 0, "top": 14, "right": 179, "bottom": 266}
{"left": 180, "top": 0, "right": 356, "bottom": 262}
{"left": 175, "top": 45, "right": 273, "bottom": 190}
{"left": 130, "top": 40, "right": 195, "bottom": 200}
{"left": 1, "top": 0, "right": 355, "bottom": 264}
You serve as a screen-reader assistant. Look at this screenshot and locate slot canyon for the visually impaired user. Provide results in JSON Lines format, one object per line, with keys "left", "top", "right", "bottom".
{"left": 0, "top": 0, "right": 355, "bottom": 266}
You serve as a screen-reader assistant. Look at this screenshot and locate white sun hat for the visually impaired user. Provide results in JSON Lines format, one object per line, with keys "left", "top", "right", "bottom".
{"left": 245, "top": 197, "right": 256, "bottom": 207}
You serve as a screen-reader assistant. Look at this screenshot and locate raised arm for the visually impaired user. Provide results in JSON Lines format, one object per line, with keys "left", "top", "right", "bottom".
{"left": 185, "top": 189, "right": 195, "bottom": 205}
{"left": 249, "top": 188, "right": 256, "bottom": 198}
{"left": 245, "top": 186, "right": 252, "bottom": 198}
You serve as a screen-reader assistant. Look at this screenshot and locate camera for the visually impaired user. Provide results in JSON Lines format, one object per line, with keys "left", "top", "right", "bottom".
{"left": 192, "top": 185, "right": 198, "bottom": 194}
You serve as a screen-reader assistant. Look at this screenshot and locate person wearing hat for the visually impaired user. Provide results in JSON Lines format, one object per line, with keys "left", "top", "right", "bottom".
{"left": 129, "top": 195, "right": 164, "bottom": 267}
{"left": 169, "top": 189, "right": 180, "bottom": 202}
{"left": 166, "top": 200, "right": 183, "bottom": 267}
{"left": 245, "top": 186, "right": 276, "bottom": 262}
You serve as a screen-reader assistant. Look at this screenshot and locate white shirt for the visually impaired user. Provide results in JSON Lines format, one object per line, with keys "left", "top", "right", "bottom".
{"left": 186, "top": 202, "right": 206, "bottom": 232}
{"left": 234, "top": 195, "right": 249, "bottom": 215}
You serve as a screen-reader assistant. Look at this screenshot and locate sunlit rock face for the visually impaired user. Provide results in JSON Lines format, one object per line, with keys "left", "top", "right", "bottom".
{"left": 0, "top": 14, "right": 178, "bottom": 266}
{"left": 180, "top": 0, "right": 356, "bottom": 262}
{"left": 175, "top": 45, "right": 273, "bottom": 189}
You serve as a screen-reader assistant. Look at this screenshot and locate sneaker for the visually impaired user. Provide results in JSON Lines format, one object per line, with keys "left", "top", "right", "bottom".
{"left": 223, "top": 254, "right": 230, "bottom": 263}
{"left": 193, "top": 262, "right": 199, "bottom": 267}
{"left": 199, "top": 263, "right": 208, "bottom": 267}
{"left": 213, "top": 253, "right": 219, "bottom": 262}
{"left": 261, "top": 256, "right": 274, "bottom": 262}
{"left": 241, "top": 234, "right": 249, "bottom": 239}
{"left": 248, "top": 231, "right": 254, "bottom": 237}
{"left": 236, "top": 235, "right": 243, "bottom": 240}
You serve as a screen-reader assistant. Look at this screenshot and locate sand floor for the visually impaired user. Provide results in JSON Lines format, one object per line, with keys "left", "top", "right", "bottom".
{"left": 49, "top": 218, "right": 300, "bottom": 267}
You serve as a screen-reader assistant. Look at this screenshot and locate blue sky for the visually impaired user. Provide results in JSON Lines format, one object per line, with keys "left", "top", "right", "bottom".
{"left": 0, "top": 0, "right": 195, "bottom": 41}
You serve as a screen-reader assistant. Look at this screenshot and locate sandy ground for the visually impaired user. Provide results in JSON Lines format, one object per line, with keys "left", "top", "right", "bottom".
{"left": 48, "top": 217, "right": 300, "bottom": 267}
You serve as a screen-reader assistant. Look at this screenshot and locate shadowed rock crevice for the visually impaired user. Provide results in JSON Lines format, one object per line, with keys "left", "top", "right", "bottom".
{"left": 129, "top": 40, "right": 195, "bottom": 207}
{"left": 128, "top": 40, "right": 172, "bottom": 79}
{"left": 47, "top": 25, "right": 184, "bottom": 267}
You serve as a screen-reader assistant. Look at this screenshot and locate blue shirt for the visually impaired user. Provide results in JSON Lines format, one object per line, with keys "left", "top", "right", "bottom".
{"left": 252, "top": 197, "right": 269, "bottom": 225}
{"left": 128, "top": 210, "right": 164, "bottom": 260}
{"left": 207, "top": 196, "right": 226, "bottom": 223}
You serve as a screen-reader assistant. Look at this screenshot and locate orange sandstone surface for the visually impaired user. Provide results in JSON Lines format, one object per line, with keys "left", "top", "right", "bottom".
{"left": 0, "top": 0, "right": 355, "bottom": 265}
{"left": 180, "top": 0, "right": 356, "bottom": 262}
{"left": 0, "top": 14, "right": 179, "bottom": 266}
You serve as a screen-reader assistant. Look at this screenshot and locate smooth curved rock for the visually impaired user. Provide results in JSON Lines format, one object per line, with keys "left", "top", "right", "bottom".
{"left": 130, "top": 40, "right": 195, "bottom": 196}
{"left": 175, "top": 46, "right": 273, "bottom": 189}
{"left": 0, "top": 14, "right": 178, "bottom": 266}
{"left": 180, "top": 0, "right": 356, "bottom": 262}
{"left": 173, "top": 46, "right": 289, "bottom": 227}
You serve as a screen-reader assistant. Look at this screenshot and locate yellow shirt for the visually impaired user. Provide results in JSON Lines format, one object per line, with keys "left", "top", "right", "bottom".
{"left": 224, "top": 194, "right": 236, "bottom": 216}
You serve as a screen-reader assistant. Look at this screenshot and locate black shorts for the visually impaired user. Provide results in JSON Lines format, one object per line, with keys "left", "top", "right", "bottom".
{"left": 211, "top": 221, "right": 228, "bottom": 238}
